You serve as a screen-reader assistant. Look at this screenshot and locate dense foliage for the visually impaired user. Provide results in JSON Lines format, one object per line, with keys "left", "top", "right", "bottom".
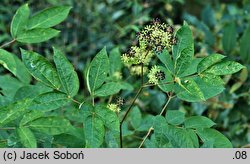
{"left": 0, "top": 0, "right": 249, "bottom": 148}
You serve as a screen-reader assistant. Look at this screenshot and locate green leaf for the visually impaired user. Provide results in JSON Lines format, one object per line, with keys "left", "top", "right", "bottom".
{"left": 20, "top": 110, "right": 44, "bottom": 126}
{"left": 53, "top": 131, "right": 85, "bottom": 148}
{"left": 13, "top": 55, "right": 32, "bottom": 84}
{"left": 165, "top": 110, "right": 185, "bottom": 125}
{"left": 196, "top": 128, "right": 232, "bottom": 148}
{"left": 10, "top": 4, "right": 30, "bottom": 38}
{"left": 17, "top": 127, "right": 37, "bottom": 148}
{"left": 27, "top": 6, "right": 71, "bottom": 29}
{"left": 158, "top": 66, "right": 174, "bottom": 93}
{"left": 21, "top": 49, "right": 61, "bottom": 89}
{"left": 95, "top": 82, "right": 122, "bottom": 97}
{"left": 200, "top": 73, "right": 224, "bottom": 86}
{"left": 177, "top": 78, "right": 205, "bottom": 102}
{"left": 186, "top": 129, "right": 199, "bottom": 148}
{"left": 193, "top": 76, "right": 225, "bottom": 100}
{"left": 105, "top": 130, "right": 119, "bottom": 148}
{"left": 156, "top": 49, "right": 174, "bottom": 74}
{"left": 240, "top": 25, "right": 250, "bottom": 63}
{"left": 137, "top": 115, "right": 155, "bottom": 132}
{"left": 16, "top": 28, "right": 60, "bottom": 43}
{"left": 175, "top": 46, "right": 194, "bottom": 76}
{"left": 178, "top": 58, "right": 202, "bottom": 77}
{"left": 27, "top": 117, "right": 72, "bottom": 135}
{"left": 53, "top": 47, "right": 79, "bottom": 97}
{"left": 0, "top": 75, "right": 24, "bottom": 100}
{"left": 205, "top": 61, "right": 244, "bottom": 75}
{"left": 129, "top": 106, "right": 142, "bottom": 129}
{"left": 119, "top": 82, "right": 134, "bottom": 91}
{"left": 153, "top": 115, "right": 195, "bottom": 148}
{"left": 222, "top": 22, "right": 237, "bottom": 54}
{"left": 184, "top": 116, "right": 215, "bottom": 129}
{"left": 0, "top": 49, "right": 16, "bottom": 75}
{"left": 175, "top": 75, "right": 225, "bottom": 102}
{"left": 14, "top": 84, "right": 52, "bottom": 101}
{"left": 29, "top": 92, "right": 71, "bottom": 111}
{"left": 95, "top": 105, "right": 119, "bottom": 131}
{"left": 86, "top": 47, "right": 109, "bottom": 94}
{"left": 81, "top": 104, "right": 118, "bottom": 148}
{"left": 0, "top": 99, "right": 32, "bottom": 126}
{"left": 153, "top": 116, "right": 171, "bottom": 147}
{"left": 198, "top": 54, "right": 225, "bottom": 73}
{"left": 109, "top": 47, "right": 122, "bottom": 74}
{"left": 173, "top": 22, "right": 194, "bottom": 60}
{"left": 173, "top": 22, "right": 194, "bottom": 76}
{"left": 84, "top": 114, "right": 105, "bottom": 148}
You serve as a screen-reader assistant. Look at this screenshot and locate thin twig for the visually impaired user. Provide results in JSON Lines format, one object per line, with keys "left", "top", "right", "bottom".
{"left": 120, "top": 86, "right": 143, "bottom": 124}
{"left": 141, "top": 63, "right": 144, "bottom": 85}
{"left": 92, "top": 96, "right": 95, "bottom": 106}
{"left": 142, "top": 81, "right": 174, "bottom": 88}
{"left": 120, "top": 62, "right": 146, "bottom": 148}
{"left": 138, "top": 94, "right": 173, "bottom": 148}
{"left": 0, "top": 39, "right": 16, "bottom": 49}
{"left": 0, "top": 127, "right": 16, "bottom": 130}
{"left": 139, "top": 127, "right": 154, "bottom": 148}
{"left": 159, "top": 94, "right": 173, "bottom": 115}
{"left": 108, "top": 95, "right": 113, "bottom": 104}
{"left": 71, "top": 98, "right": 81, "bottom": 105}
{"left": 120, "top": 86, "right": 143, "bottom": 148}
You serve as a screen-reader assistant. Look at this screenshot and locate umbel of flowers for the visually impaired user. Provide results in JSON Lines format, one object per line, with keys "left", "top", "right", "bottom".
{"left": 121, "top": 19, "right": 177, "bottom": 84}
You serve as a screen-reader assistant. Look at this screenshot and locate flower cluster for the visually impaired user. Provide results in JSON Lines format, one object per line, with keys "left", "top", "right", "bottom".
{"left": 107, "top": 97, "right": 125, "bottom": 113}
{"left": 139, "top": 18, "right": 177, "bottom": 51}
{"left": 147, "top": 65, "right": 165, "bottom": 84}
{"left": 121, "top": 19, "right": 176, "bottom": 76}
{"left": 107, "top": 103, "right": 121, "bottom": 113}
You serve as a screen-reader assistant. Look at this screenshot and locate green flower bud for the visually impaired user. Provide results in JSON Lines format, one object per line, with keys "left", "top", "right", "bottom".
{"left": 107, "top": 103, "right": 121, "bottom": 113}
{"left": 148, "top": 65, "right": 165, "bottom": 84}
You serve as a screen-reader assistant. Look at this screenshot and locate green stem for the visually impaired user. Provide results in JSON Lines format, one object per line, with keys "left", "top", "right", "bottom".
{"left": 0, "top": 127, "right": 16, "bottom": 130}
{"left": 71, "top": 98, "right": 81, "bottom": 105}
{"left": 120, "top": 86, "right": 143, "bottom": 148}
{"left": 0, "top": 39, "right": 16, "bottom": 49}
{"left": 139, "top": 94, "right": 173, "bottom": 148}
{"left": 141, "top": 63, "right": 144, "bottom": 85}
